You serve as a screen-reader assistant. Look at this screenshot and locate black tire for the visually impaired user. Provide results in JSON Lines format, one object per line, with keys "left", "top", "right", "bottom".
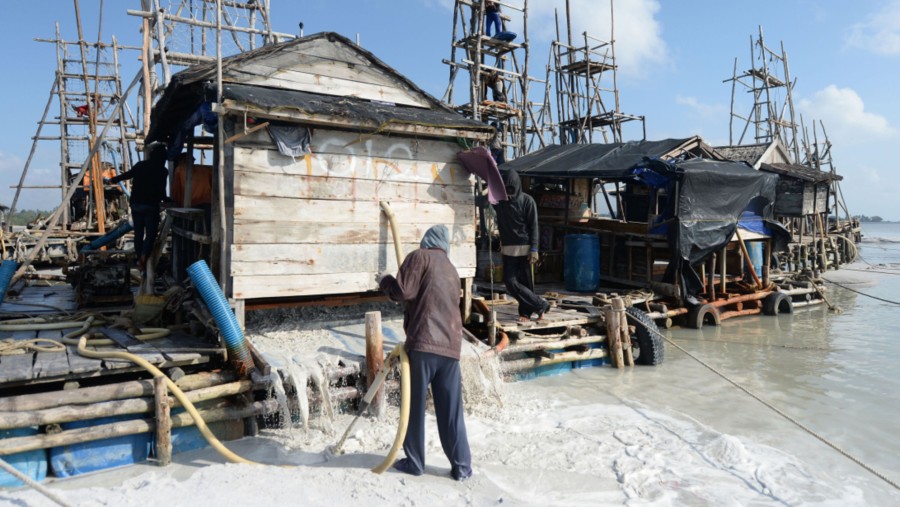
{"left": 686, "top": 303, "right": 720, "bottom": 329}
{"left": 763, "top": 292, "right": 793, "bottom": 316}
{"left": 625, "top": 307, "right": 664, "bottom": 365}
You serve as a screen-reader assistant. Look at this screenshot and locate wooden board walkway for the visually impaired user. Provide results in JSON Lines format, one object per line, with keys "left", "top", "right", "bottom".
{"left": 0, "top": 328, "right": 216, "bottom": 389}
{"left": 489, "top": 300, "right": 603, "bottom": 333}
{"left": 0, "top": 285, "right": 78, "bottom": 315}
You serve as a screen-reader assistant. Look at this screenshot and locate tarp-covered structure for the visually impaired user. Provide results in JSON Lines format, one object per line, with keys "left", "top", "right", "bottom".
{"left": 497, "top": 140, "right": 788, "bottom": 302}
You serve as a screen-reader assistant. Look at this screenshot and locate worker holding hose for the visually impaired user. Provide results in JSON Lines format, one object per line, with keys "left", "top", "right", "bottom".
{"left": 376, "top": 224, "right": 473, "bottom": 481}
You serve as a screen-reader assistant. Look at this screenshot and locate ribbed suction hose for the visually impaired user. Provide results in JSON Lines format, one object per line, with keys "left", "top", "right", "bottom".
{"left": 186, "top": 260, "right": 255, "bottom": 375}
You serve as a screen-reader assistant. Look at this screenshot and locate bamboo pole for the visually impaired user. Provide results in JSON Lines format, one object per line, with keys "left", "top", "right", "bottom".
{"left": 154, "top": 375, "right": 172, "bottom": 466}
{"left": 501, "top": 334, "right": 606, "bottom": 356}
{"left": 365, "top": 311, "right": 385, "bottom": 418}
{"left": 604, "top": 302, "right": 623, "bottom": 368}
{"left": 73, "top": 0, "right": 106, "bottom": 236}
{"left": 735, "top": 228, "right": 762, "bottom": 289}
{"left": 141, "top": 14, "right": 152, "bottom": 136}
{"left": 614, "top": 298, "right": 634, "bottom": 366}
{"left": 0, "top": 370, "right": 237, "bottom": 413}
{"left": 0, "top": 380, "right": 254, "bottom": 429}
{"left": 126, "top": 9, "right": 293, "bottom": 40}
{"left": 0, "top": 399, "right": 277, "bottom": 456}
{"left": 152, "top": 0, "right": 171, "bottom": 86}
{"left": 12, "top": 68, "right": 144, "bottom": 283}
{"left": 216, "top": 0, "right": 228, "bottom": 290}
{"left": 8, "top": 79, "right": 58, "bottom": 223}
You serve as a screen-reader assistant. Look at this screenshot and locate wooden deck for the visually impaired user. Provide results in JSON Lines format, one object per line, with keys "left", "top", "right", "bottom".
{"left": 0, "top": 285, "right": 79, "bottom": 315}
{"left": 0, "top": 327, "right": 216, "bottom": 389}
{"left": 488, "top": 299, "right": 603, "bottom": 333}
{"left": 1, "top": 284, "right": 219, "bottom": 389}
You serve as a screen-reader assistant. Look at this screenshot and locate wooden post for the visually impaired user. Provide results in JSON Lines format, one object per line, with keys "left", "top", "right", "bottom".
{"left": 613, "top": 298, "right": 634, "bottom": 367}
{"left": 154, "top": 375, "right": 171, "bottom": 466}
{"left": 489, "top": 310, "right": 497, "bottom": 347}
{"left": 364, "top": 311, "right": 385, "bottom": 417}
{"left": 462, "top": 277, "right": 473, "bottom": 324}
{"left": 604, "top": 302, "right": 623, "bottom": 368}
{"left": 719, "top": 246, "right": 727, "bottom": 294}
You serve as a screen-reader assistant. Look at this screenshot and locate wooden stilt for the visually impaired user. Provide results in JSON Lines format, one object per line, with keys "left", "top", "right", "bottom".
{"left": 604, "top": 300, "right": 624, "bottom": 368}
{"left": 614, "top": 298, "right": 634, "bottom": 367}
{"left": 154, "top": 375, "right": 172, "bottom": 466}
{"left": 364, "top": 311, "right": 385, "bottom": 417}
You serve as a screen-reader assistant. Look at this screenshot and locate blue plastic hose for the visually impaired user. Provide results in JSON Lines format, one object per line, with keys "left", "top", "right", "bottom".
{"left": 0, "top": 260, "right": 18, "bottom": 303}
{"left": 80, "top": 221, "right": 134, "bottom": 253}
{"left": 186, "top": 260, "right": 254, "bottom": 374}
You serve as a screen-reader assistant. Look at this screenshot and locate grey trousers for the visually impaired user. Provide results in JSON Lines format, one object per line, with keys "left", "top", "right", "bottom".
{"left": 403, "top": 350, "right": 472, "bottom": 479}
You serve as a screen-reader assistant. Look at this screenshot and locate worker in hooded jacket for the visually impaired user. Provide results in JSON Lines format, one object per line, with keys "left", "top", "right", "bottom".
{"left": 377, "top": 224, "right": 473, "bottom": 481}
{"left": 494, "top": 169, "right": 550, "bottom": 321}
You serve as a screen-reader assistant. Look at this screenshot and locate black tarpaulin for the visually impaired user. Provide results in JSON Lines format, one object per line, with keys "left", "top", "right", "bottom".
{"left": 220, "top": 83, "right": 491, "bottom": 133}
{"left": 660, "top": 158, "right": 788, "bottom": 303}
{"left": 497, "top": 139, "right": 698, "bottom": 179}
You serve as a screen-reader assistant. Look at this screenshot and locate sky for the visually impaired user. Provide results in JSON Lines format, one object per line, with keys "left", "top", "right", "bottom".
{"left": 0, "top": 0, "right": 898, "bottom": 219}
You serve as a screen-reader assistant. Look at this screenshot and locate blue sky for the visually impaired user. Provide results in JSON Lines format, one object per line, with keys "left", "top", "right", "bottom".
{"left": 1, "top": 0, "right": 897, "bottom": 219}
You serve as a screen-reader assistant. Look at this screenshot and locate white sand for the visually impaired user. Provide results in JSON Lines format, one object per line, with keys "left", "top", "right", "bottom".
{"left": 3, "top": 302, "right": 899, "bottom": 506}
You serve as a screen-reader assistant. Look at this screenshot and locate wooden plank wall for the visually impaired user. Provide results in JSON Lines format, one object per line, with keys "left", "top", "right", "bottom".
{"left": 227, "top": 38, "right": 431, "bottom": 108}
{"left": 230, "top": 129, "right": 476, "bottom": 300}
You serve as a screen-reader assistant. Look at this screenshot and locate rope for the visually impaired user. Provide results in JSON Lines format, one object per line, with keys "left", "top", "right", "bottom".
{"left": 821, "top": 278, "right": 900, "bottom": 307}
{"left": 0, "top": 338, "right": 66, "bottom": 355}
{"left": 0, "top": 455, "right": 72, "bottom": 507}
{"left": 624, "top": 311, "right": 900, "bottom": 491}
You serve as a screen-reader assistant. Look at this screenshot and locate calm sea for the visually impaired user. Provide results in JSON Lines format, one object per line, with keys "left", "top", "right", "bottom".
{"left": 531, "top": 222, "right": 900, "bottom": 504}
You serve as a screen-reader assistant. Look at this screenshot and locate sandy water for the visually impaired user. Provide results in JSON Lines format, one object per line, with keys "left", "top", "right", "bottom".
{"left": 3, "top": 225, "right": 900, "bottom": 506}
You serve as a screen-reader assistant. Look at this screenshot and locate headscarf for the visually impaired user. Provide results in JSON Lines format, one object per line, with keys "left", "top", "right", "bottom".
{"left": 420, "top": 224, "right": 450, "bottom": 254}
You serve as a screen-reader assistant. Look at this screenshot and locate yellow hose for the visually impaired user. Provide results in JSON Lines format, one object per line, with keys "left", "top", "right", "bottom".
{"left": 78, "top": 333, "right": 412, "bottom": 470}
{"left": 379, "top": 201, "right": 404, "bottom": 267}
{"left": 371, "top": 346, "right": 410, "bottom": 474}
{"left": 76, "top": 334, "right": 258, "bottom": 465}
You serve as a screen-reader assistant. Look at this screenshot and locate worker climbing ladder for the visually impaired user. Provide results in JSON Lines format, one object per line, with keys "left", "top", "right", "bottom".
{"left": 9, "top": 16, "right": 139, "bottom": 235}
{"left": 442, "top": 0, "right": 531, "bottom": 160}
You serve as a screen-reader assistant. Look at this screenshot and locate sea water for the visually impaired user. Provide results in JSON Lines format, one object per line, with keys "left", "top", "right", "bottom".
{"left": 528, "top": 222, "right": 900, "bottom": 504}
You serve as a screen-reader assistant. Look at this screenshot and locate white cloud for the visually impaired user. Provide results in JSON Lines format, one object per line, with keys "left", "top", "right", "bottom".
{"left": 675, "top": 95, "right": 727, "bottom": 119}
{"left": 797, "top": 85, "right": 896, "bottom": 145}
{"left": 846, "top": 0, "right": 900, "bottom": 55}
{"left": 528, "top": 0, "right": 667, "bottom": 77}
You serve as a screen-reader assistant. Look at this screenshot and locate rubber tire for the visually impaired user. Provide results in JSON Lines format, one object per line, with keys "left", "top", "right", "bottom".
{"left": 625, "top": 307, "right": 664, "bottom": 365}
{"left": 763, "top": 292, "right": 793, "bottom": 316}
{"left": 686, "top": 303, "right": 720, "bottom": 329}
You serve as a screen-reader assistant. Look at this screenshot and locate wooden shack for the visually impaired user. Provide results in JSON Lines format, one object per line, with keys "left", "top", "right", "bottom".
{"left": 494, "top": 137, "right": 796, "bottom": 328}
{"left": 146, "top": 32, "right": 492, "bottom": 315}
{"left": 714, "top": 140, "right": 848, "bottom": 271}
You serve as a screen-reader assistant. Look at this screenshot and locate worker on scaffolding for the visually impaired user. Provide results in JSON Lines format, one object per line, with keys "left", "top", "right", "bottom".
{"left": 484, "top": 0, "right": 502, "bottom": 37}
{"left": 105, "top": 142, "right": 168, "bottom": 272}
{"left": 494, "top": 169, "right": 550, "bottom": 321}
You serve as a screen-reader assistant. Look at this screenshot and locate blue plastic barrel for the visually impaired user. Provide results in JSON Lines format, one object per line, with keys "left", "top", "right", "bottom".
{"left": 564, "top": 234, "right": 600, "bottom": 292}
{"left": 745, "top": 241, "right": 764, "bottom": 277}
